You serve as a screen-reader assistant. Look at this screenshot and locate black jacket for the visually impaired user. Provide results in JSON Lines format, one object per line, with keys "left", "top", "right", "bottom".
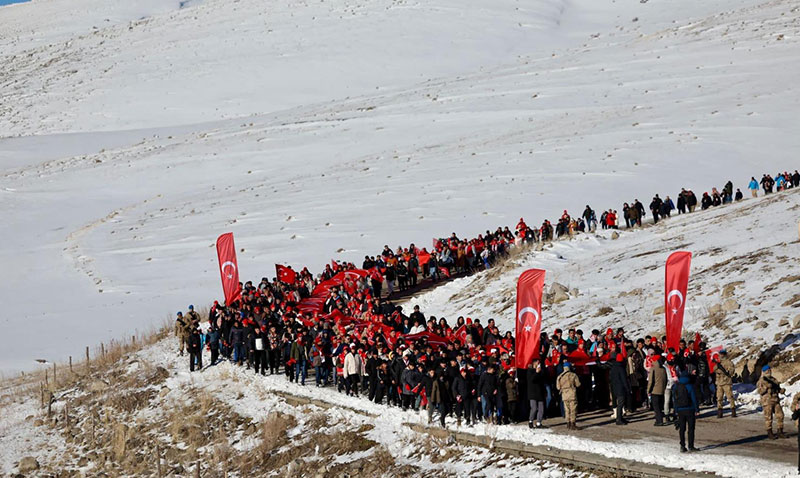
{"left": 526, "top": 368, "right": 547, "bottom": 401}
{"left": 477, "top": 371, "right": 498, "bottom": 397}
{"left": 610, "top": 362, "right": 630, "bottom": 397}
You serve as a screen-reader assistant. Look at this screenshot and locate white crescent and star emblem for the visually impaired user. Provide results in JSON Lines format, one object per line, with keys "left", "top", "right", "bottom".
{"left": 518, "top": 306, "right": 539, "bottom": 333}
{"left": 221, "top": 261, "right": 237, "bottom": 280}
{"left": 667, "top": 289, "right": 684, "bottom": 315}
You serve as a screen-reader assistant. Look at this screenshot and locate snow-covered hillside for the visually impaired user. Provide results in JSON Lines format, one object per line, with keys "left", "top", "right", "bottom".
{"left": 1, "top": 0, "right": 800, "bottom": 372}
{"left": 405, "top": 187, "right": 800, "bottom": 366}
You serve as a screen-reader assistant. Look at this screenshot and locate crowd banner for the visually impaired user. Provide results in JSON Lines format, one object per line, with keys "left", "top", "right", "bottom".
{"left": 515, "top": 269, "right": 546, "bottom": 369}
{"left": 216, "top": 232, "right": 241, "bottom": 306}
{"left": 665, "top": 251, "right": 692, "bottom": 352}
{"left": 276, "top": 264, "right": 297, "bottom": 284}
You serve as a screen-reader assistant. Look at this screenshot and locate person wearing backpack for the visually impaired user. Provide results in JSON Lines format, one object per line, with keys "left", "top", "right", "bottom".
{"left": 673, "top": 372, "right": 699, "bottom": 453}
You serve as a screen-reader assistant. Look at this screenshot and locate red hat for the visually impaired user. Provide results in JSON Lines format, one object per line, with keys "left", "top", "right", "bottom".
{"left": 616, "top": 354, "right": 624, "bottom": 362}
{"left": 650, "top": 337, "right": 657, "bottom": 344}
{"left": 666, "top": 353, "right": 674, "bottom": 362}
{"left": 606, "top": 328, "right": 613, "bottom": 335}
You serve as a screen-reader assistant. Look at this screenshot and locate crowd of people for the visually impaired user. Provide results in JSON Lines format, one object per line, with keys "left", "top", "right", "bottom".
{"left": 174, "top": 168, "right": 799, "bottom": 453}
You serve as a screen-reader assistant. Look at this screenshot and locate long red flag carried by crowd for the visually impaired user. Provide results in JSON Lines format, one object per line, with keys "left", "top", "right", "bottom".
{"left": 216, "top": 232, "right": 241, "bottom": 306}
{"left": 665, "top": 251, "right": 692, "bottom": 352}
{"left": 515, "top": 269, "right": 546, "bottom": 369}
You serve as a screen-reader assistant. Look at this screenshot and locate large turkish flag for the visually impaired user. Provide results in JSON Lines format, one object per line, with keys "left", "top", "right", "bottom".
{"left": 276, "top": 264, "right": 297, "bottom": 284}
{"left": 665, "top": 251, "right": 692, "bottom": 352}
{"left": 515, "top": 269, "right": 546, "bottom": 369}
{"left": 216, "top": 232, "right": 241, "bottom": 306}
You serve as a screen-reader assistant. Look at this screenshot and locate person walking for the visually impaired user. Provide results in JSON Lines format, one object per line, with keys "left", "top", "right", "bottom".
{"left": 748, "top": 177, "right": 759, "bottom": 198}
{"left": 556, "top": 362, "right": 581, "bottom": 430}
{"left": 714, "top": 350, "right": 736, "bottom": 418}
{"left": 673, "top": 372, "right": 699, "bottom": 453}
{"left": 758, "top": 365, "right": 786, "bottom": 439}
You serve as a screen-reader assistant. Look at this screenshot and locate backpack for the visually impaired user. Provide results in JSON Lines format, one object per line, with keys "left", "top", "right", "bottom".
{"left": 673, "top": 382, "right": 691, "bottom": 409}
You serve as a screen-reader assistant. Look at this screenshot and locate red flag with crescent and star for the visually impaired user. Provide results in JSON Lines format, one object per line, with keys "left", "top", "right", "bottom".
{"left": 276, "top": 264, "right": 297, "bottom": 284}
{"left": 216, "top": 232, "right": 241, "bottom": 306}
{"left": 665, "top": 251, "right": 692, "bottom": 353}
{"left": 515, "top": 269, "right": 546, "bottom": 369}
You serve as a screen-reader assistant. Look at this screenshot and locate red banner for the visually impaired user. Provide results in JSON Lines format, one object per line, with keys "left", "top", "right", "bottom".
{"left": 515, "top": 269, "right": 546, "bottom": 368}
{"left": 403, "top": 331, "right": 450, "bottom": 349}
{"left": 296, "top": 269, "right": 369, "bottom": 314}
{"left": 216, "top": 232, "right": 241, "bottom": 306}
{"left": 276, "top": 264, "right": 297, "bottom": 284}
{"left": 665, "top": 251, "right": 692, "bottom": 352}
{"left": 418, "top": 250, "right": 432, "bottom": 267}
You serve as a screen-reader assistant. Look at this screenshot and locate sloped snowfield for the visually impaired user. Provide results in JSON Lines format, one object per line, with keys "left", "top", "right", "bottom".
{"left": 1, "top": 0, "right": 799, "bottom": 375}
{"left": 406, "top": 188, "right": 800, "bottom": 355}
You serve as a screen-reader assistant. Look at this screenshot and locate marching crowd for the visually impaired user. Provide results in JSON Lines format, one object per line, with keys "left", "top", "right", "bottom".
{"left": 175, "top": 168, "right": 800, "bottom": 453}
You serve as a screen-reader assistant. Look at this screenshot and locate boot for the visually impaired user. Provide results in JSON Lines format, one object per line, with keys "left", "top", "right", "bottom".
{"left": 457, "top": 418, "right": 462, "bottom": 427}
{"left": 731, "top": 408, "right": 737, "bottom": 418}
{"left": 572, "top": 421, "right": 583, "bottom": 431}
{"left": 528, "top": 421, "right": 534, "bottom": 429}
{"left": 778, "top": 428, "right": 786, "bottom": 439}
{"left": 767, "top": 429, "right": 775, "bottom": 440}
{"left": 717, "top": 409, "right": 723, "bottom": 419}
{"left": 566, "top": 422, "right": 573, "bottom": 430}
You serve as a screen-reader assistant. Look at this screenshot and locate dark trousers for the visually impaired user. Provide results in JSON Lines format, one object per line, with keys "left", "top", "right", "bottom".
{"left": 455, "top": 399, "right": 473, "bottom": 423}
{"left": 189, "top": 351, "right": 202, "bottom": 372}
{"left": 374, "top": 385, "right": 385, "bottom": 404}
{"left": 402, "top": 394, "right": 415, "bottom": 410}
{"left": 253, "top": 350, "right": 266, "bottom": 374}
{"left": 652, "top": 394, "right": 665, "bottom": 424}
{"left": 210, "top": 344, "right": 219, "bottom": 365}
{"left": 268, "top": 350, "right": 280, "bottom": 374}
{"left": 678, "top": 410, "right": 696, "bottom": 449}
{"left": 614, "top": 395, "right": 625, "bottom": 423}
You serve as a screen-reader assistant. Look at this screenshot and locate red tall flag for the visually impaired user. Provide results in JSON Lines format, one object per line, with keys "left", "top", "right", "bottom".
{"left": 515, "top": 269, "right": 546, "bottom": 369}
{"left": 216, "top": 233, "right": 241, "bottom": 306}
{"left": 276, "top": 264, "right": 297, "bottom": 284}
{"left": 665, "top": 251, "right": 692, "bottom": 353}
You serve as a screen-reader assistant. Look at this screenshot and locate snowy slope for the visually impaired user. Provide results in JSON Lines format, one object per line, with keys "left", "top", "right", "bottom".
{"left": 1, "top": 0, "right": 800, "bottom": 372}
{"left": 405, "top": 187, "right": 800, "bottom": 361}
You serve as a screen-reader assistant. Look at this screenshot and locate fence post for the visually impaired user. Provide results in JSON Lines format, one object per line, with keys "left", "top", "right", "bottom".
{"left": 86, "top": 346, "right": 90, "bottom": 363}
{"left": 195, "top": 460, "right": 200, "bottom": 478}
{"left": 101, "top": 343, "right": 105, "bottom": 357}
{"left": 44, "top": 370, "right": 48, "bottom": 387}
{"left": 53, "top": 363, "right": 57, "bottom": 384}
{"left": 69, "top": 356, "right": 73, "bottom": 373}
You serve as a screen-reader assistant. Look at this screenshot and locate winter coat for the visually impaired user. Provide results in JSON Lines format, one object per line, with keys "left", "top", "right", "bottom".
{"left": 477, "top": 371, "right": 498, "bottom": 398}
{"left": 647, "top": 362, "right": 668, "bottom": 395}
{"left": 452, "top": 374, "right": 469, "bottom": 401}
{"left": 610, "top": 362, "right": 630, "bottom": 398}
{"left": 714, "top": 358, "right": 734, "bottom": 386}
{"left": 401, "top": 368, "right": 421, "bottom": 395}
{"left": 526, "top": 368, "right": 547, "bottom": 401}
{"left": 187, "top": 332, "right": 202, "bottom": 354}
{"left": 228, "top": 326, "right": 245, "bottom": 345}
{"left": 556, "top": 369, "right": 580, "bottom": 401}
{"left": 343, "top": 352, "right": 362, "bottom": 377}
{"left": 205, "top": 327, "right": 221, "bottom": 346}
{"left": 757, "top": 374, "right": 784, "bottom": 406}
{"left": 290, "top": 341, "right": 307, "bottom": 361}
{"left": 505, "top": 376, "right": 518, "bottom": 402}
{"left": 673, "top": 375, "right": 699, "bottom": 412}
